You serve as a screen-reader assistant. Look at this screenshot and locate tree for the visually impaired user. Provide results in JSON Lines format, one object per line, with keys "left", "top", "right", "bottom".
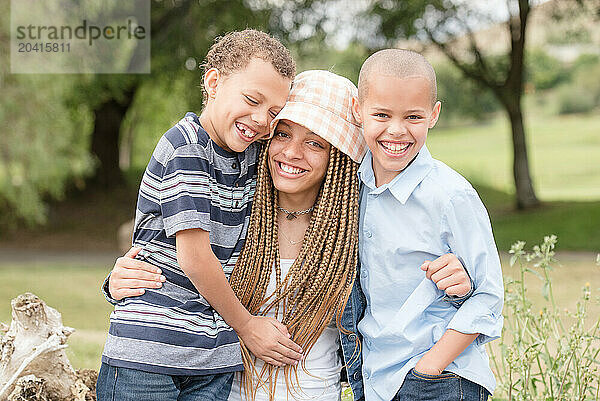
{"left": 0, "top": 0, "right": 95, "bottom": 227}
{"left": 365, "top": 0, "right": 540, "bottom": 209}
{"left": 0, "top": 0, "right": 277, "bottom": 225}
{"left": 365, "top": 0, "right": 598, "bottom": 208}
{"left": 77, "top": 0, "right": 272, "bottom": 188}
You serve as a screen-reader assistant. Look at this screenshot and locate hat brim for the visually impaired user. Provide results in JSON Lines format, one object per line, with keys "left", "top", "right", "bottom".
{"left": 271, "top": 101, "right": 366, "bottom": 163}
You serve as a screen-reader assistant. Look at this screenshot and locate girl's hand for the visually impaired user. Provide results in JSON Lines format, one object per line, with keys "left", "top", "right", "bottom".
{"left": 420, "top": 254, "right": 471, "bottom": 297}
{"left": 108, "top": 247, "right": 165, "bottom": 300}
{"left": 237, "top": 316, "right": 303, "bottom": 367}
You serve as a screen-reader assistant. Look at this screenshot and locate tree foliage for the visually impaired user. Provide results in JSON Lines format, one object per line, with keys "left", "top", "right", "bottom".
{"left": 0, "top": 0, "right": 94, "bottom": 228}
{"left": 435, "top": 62, "right": 500, "bottom": 124}
{"left": 0, "top": 0, "right": 276, "bottom": 227}
{"left": 78, "top": 0, "right": 274, "bottom": 188}
{"left": 365, "top": 0, "right": 542, "bottom": 209}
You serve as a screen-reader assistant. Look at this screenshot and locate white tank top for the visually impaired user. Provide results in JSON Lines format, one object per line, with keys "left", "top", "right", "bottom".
{"left": 227, "top": 259, "right": 342, "bottom": 401}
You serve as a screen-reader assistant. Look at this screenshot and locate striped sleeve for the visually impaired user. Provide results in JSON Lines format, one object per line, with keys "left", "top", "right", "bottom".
{"left": 160, "top": 142, "right": 213, "bottom": 238}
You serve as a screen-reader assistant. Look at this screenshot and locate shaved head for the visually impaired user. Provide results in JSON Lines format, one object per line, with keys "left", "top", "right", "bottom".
{"left": 358, "top": 49, "right": 437, "bottom": 106}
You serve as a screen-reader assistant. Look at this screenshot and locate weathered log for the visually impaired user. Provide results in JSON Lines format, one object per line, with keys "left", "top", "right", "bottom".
{"left": 0, "top": 293, "right": 95, "bottom": 401}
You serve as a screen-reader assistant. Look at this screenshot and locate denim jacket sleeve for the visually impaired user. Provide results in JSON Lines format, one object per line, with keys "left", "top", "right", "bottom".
{"left": 339, "top": 264, "right": 366, "bottom": 401}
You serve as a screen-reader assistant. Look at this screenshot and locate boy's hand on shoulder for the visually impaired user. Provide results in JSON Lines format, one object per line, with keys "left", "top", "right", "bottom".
{"left": 237, "top": 316, "right": 303, "bottom": 367}
{"left": 421, "top": 254, "right": 471, "bottom": 297}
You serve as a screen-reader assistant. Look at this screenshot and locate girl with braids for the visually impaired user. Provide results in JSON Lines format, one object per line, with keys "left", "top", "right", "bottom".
{"left": 226, "top": 70, "right": 366, "bottom": 401}
{"left": 105, "top": 70, "right": 472, "bottom": 401}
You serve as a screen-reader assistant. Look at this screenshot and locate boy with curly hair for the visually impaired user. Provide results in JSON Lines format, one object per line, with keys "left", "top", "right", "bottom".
{"left": 97, "top": 29, "right": 302, "bottom": 401}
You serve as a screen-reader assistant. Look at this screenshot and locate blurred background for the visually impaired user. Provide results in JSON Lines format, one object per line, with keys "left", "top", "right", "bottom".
{"left": 0, "top": 0, "right": 598, "bottom": 382}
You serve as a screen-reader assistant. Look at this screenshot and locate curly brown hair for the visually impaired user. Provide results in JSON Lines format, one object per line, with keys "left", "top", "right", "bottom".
{"left": 201, "top": 29, "right": 296, "bottom": 105}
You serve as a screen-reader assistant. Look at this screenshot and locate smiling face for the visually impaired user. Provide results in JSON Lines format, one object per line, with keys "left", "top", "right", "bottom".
{"left": 268, "top": 120, "right": 331, "bottom": 201}
{"left": 353, "top": 74, "right": 441, "bottom": 186}
{"left": 201, "top": 58, "right": 292, "bottom": 153}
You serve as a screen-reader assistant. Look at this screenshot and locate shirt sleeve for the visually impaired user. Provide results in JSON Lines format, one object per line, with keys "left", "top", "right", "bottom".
{"left": 101, "top": 273, "right": 119, "bottom": 305}
{"left": 159, "top": 144, "right": 213, "bottom": 238}
{"left": 441, "top": 189, "right": 504, "bottom": 345}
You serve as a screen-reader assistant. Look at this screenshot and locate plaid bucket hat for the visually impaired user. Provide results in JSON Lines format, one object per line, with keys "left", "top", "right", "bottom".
{"left": 270, "top": 70, "right": 367, "bottom": 163}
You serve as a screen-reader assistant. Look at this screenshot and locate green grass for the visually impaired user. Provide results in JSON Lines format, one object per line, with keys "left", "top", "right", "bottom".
{"left": 473, "top": 183, "right": 600, "bottom": 251}
{"left": 0, "top": 263, "right": 112, "bottom": 370}
{"left": 428, "top": 112, "right": 600, "bottom": 201}
{"left": 428, "top": 112, "right": 600, "bottom": 251}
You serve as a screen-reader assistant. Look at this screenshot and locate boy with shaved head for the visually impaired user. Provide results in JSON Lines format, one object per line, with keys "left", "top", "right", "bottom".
{"left": 348, "top": 49, "right": 504, "bottom": 400}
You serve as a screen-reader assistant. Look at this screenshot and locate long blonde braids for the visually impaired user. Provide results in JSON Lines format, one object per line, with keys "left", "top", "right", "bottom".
{"left": 229, "top": 140, "right": 360, "bottom": 400}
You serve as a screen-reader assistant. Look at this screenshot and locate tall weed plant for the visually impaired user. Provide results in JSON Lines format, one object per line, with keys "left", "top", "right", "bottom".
{"left": 490, "top": 236, "right": 600, "bottom": 400}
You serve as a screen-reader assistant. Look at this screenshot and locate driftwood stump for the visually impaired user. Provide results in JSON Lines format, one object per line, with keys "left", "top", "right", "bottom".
{"left": 0, "top": 293, "right": 96, "bottom": 401}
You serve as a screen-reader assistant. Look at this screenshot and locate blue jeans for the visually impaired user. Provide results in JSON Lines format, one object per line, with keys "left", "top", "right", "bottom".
{"left": 393, "top": 369, "right": 490, "bottom": 401}
{"left": 96, "top": 363, "right": 234, "bottom": 401}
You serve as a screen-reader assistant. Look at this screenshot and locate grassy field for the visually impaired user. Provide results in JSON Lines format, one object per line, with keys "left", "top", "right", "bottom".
{"left": 0, "top": 263, "right": 112, "bottom": 370}
{"left": 428, "top": 112, "right": 600, "bottom": 251}
{"left": 1, "top": 251, "right": 598, "bottom": 373}
{"left": 429, "top": 112, "right": 600, "bottom": 201}
{"left": 475, "top": 184, "right": 600, "bottom": 252}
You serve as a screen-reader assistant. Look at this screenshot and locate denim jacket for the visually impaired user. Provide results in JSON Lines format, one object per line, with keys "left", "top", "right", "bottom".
{"left": 338, "top": 264, "right": 367, "bottom": 401}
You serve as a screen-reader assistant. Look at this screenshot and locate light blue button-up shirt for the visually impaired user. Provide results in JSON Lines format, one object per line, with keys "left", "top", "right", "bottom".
{"left": 357, "top": 146, "right": 504, "bottom": 401}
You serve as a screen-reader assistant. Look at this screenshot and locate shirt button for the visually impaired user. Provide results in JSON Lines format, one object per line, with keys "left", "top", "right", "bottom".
{"left": 352, "top": 371, "right": 361, "bottom": 381}
{"left": 361, "top": 270, "right": 367, "bottom": 279}
{"left": 348, "top": 333, "right": 357, "bottom": 341}
{"left": 232, "top": 162, "right": 238, "bottom": 169}
{"left": 365, "top": 231, "right": 372, "bottom": 238}
{"left": 364, "top": 371, "right": 370, "bottom": 379}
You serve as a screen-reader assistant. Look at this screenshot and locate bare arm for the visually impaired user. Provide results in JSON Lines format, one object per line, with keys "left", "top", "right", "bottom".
{"left": 176, "top": 228, "right": 302, "bottom": 366}
{"left": 416, "top": 254, "right": 477, "bottom": 374}
{"left": 176, "top": 229, "right": 252, "bottom": 332}
{"left": 415, "top": 329, "right": 479, "bottom": 375}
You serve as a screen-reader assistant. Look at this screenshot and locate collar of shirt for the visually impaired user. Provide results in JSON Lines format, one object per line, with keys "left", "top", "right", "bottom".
{"left": 185, "top": 111, "right": 254, "bottom": 178}
{"left": 357, "top": 145, "right": 434, "bottom": 204}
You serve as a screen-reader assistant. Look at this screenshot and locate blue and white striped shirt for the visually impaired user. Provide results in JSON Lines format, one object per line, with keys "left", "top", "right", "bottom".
{"left": 102, "top": 112, "right": 258, "bottom": 375}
